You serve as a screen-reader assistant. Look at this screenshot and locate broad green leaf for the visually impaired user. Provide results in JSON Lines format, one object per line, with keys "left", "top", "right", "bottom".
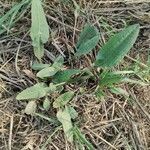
{"left": 32, "top": 63, "right": 50, "bottom": 71}
{"left": 95, "top": 24, "right": 140, "bottom": 67}
{"left": 53, "top": 69, "right": 81, "bottom": 83}
{"left": 36, "top": 67, "right": 58, "bottom": 79}
{"left": 25, "top": 100, "right": 37, "bottom": 115}
{"left": 57, "top": 107, "right": 73, "bottom": 143}
{"left": 75, "top": 23, "right": 100, "bottom": 57}
{"left": 16, "top": 83, "right": 47, "bottom": 100}
{"left": 53, "top": 91, "right": 74, "bottom": 108}
{"left": 30, "top": 0, "right": 49, "bottom": 60}
{"left": 43, "top": 97, "right": 51, "bottom": 111}
{"left": 74, "top": 126, "right": 94, "bottom": 150}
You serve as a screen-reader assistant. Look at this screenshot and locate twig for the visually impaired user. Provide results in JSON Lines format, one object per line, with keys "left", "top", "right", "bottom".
{"left": 8, "top": 116, "right": 13, "bottom": 150}
{"left": 125, "top": 55, "right": 148, "bottom": 69}
{"left": 130, "top": 92, "right": 150, "bottom": 122}
{"left": 85, "top": 127, "right": 118, "bottom": 150}
{"left": 46, "top": 15, "right": 80, "bottom": 32}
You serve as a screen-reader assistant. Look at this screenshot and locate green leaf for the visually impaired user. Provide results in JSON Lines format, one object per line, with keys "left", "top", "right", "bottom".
{"left": 99, "top": 72, "right": 124, "bottom": 87}
{"left": 67, "top": 106, "right": 78, "bottom": 119}
{"left": 30, "top": 0, "right": 49, "bottom": 60}
{"left": 53, "top": 91, "right": 74, "bottom": 108}
{"left": 36, "top": 67, "right": 58, "bottom": 79}
{"left": 25, "top": 100, "right": 37, "bottom": 115}
{"left": 95, "top": 24, "right": 140, "bottom": 67}
{"left": 110, "top": 87, "right": 129, "bottom": 97}
{"left": 31, "top": 63, "right": 50, "bottom": 71}
{"left": 16, "top": 83, "right": 47, "bottom": 100}
{"left": 36, "top": 56, "right": 64, "bottom": 79}
{"left": 43, "top": 97, "right": 51, "bottom": 111}
{"left": 75, "top": 23, "right": 100, "bottom": 57}
{"left": 122, "top": 78, "right": 148, "bottom": 86}
{"left": 74, "top": 126, "right": 94, "bottom": 150}
{"left": 53, "top": 69, "right": 81, "bottom": 83}
{"left": 43, "top": 86, "right": 56, "bottom": 94}
{"left": 52, "top": 56, "right": 64, "bottom": 70}
{"left": 48, "top": 83, "right": 57, "bottom": 92}
{"left": 95, "top": 87, "right": 105, "bottom": 100}
{"left": 57, "top": 107, "right": 73, "bottom": 143}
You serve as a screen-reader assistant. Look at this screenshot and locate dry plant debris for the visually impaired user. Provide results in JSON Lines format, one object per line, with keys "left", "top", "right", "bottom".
{"left": 0, "top": 0, "right": 150, "bottom": 149}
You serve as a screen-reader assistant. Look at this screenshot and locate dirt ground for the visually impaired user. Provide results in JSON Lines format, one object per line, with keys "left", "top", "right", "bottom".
{"left": 0, "top": 0, "right": 150, "bottom": 150}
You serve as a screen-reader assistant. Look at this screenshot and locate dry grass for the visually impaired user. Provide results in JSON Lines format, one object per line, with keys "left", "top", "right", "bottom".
{"left": 0, "top": 0, "right": 150, "bottom": 149}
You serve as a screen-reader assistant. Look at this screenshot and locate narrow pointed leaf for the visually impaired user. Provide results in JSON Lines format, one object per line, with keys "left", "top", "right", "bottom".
{"left": 75, "top": 24, "right": 100, "bottom": 57}
{"left": 74, "top": 126, "right": 95, "bottom": 150}
{"left": 30, "top": 0, "right": 49, "bottom": 60}
{"left": 95, "top": 24, "right": 140, "bottom": 67}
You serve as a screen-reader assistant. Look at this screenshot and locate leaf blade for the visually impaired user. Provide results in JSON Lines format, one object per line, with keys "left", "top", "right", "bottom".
{"left": 53, "top": 91, "right": 74, "bottom": 108}
{"left": 57, "top": 107, "right": 73, "bottom": 143}
{"left": 43, "top": 97, "right": 51, "bottom": 111}
{"left": 75, "top": 24, "right": 100, "bottom": 57}
{"left": 99, "top": 72, "right": 124, "bottom": 87}
{"left": 25, "top": 101, "right": 37, "bottom": 115}
{"left": 16, "top": 83, "right": 47, "bottom": 100}
{"left": 36, "top": 67, "right": 58, "bottom": 79}
{"left": 30, "top": 0, "right": 49, "bottom": 60}
{"left": 31, "top": 63, "right": 50, "bottom": 71}
{"left": 53, "top": 69, "right": 81, "bottom": 83}
{"left": 95, "top": 24, "right": 140, "bottom": 67}
{"left": 74, "top": 126, "right": 95, "bottom": 150}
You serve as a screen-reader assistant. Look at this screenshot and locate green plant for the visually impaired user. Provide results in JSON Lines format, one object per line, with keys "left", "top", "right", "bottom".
{"left": 16, "top": 23, "right": 143, "bottom": 148}
{"left": 95, "top": 24, "right": 139, "bottom": 67}
{"left": 3, "top": 0, "right": 147, "bottom": 149}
